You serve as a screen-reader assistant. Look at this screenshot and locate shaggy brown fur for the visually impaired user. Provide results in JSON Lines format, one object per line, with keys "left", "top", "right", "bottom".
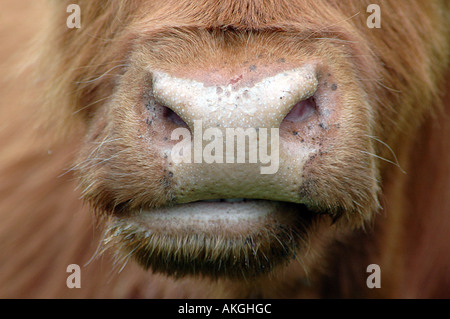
{"left": 0, "top": 0, "right": 448, "bottom": 298}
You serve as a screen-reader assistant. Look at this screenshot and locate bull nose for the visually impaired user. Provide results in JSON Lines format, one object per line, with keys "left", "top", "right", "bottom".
{"left": 152, "top": 65, "right": 318, "bottom": 130}
{"left": 151, "top": 65, "right": 323, "bottom": 205}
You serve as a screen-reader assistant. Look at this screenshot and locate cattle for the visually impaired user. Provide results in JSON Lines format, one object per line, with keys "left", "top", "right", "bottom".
{"left": 0, "top": 0, "right": 448, "bottom": 298}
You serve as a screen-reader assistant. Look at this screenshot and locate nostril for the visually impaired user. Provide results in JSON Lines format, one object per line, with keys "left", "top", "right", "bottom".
{"left": 283, "top": 96, "right": 316, "bottom": 123}
{"left": 162, "top": 106, "right": 188, "bottom": 127}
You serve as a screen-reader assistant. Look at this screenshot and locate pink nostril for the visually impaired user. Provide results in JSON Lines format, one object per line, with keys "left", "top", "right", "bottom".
{"left": 162, "top": 106, "right": 188, "bottom": 127}
{"left": 283, "top": 97, "right": 316, "bottom": 123}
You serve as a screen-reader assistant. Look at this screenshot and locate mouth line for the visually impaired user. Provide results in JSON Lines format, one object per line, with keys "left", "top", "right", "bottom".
{"left": 195, "top": 198, "right": 249, "bottom": 203}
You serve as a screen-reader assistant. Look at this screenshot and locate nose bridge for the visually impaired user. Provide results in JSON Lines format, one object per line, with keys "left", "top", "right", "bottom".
{"left": 152, "top": 66, "right": 318, "bottom": 129}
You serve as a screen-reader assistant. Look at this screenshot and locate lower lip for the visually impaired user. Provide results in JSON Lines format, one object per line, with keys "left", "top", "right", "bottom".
{"left": 127, "top": 200, "right": 289, "bottom": 234}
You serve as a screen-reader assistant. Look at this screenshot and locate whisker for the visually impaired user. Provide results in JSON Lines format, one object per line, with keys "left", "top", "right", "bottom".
{"left": 58, "top": 136, "right": 124, "bottom": 178}
{"left": 69, "top": 60, "right": 128, "bottom": 71}
{"left": 84, "top": 229, "right": 109, "bottom": 267}
{"left": 75, "top": 64, "right": 128, "bottom": 84}
{"left": 359, "top": 150, "right": 406, "bottom": 174}
{"left": 374, "top": 79, "right": 402, "bottom": 93}
{"left": 365, "top": 135, "right": 406, "bottom": 174}
{"left": 82, "top": 149, "right": 130, "bottom": 170}
{"left": 72, "top": 96, "right": 111, "bottom": 114}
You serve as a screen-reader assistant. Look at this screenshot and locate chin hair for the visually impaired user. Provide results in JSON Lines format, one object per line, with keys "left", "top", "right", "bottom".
{"left": 98, "top": 212, "right": 322, "bottom": 279}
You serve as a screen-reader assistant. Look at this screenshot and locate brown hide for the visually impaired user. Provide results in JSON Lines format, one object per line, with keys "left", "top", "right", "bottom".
{"left": 0, "top": 0, "right": 448, "bottom": 298}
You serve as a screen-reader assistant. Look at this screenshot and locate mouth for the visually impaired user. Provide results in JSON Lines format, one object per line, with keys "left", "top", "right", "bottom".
{"left": 102, "top": 198, "right": 323, "bottom": 279}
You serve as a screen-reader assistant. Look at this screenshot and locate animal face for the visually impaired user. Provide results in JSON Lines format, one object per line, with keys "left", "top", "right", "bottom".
{"left": 39, "top": 0, "right": 448, "bottom": 283}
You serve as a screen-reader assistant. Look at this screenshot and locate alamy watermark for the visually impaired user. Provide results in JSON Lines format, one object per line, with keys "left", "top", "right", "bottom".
{"left": 366, "top": 4, "right": 381, "bottom": 29}
{"left": 66, "top": 264, "right": 81, "bottom": 289}
{"left": 366, "top": 264, "right": 381, "bottom": 288}
{"left": 66, "top": 4, "right": 81, "bottom": 29}
{"left": 170, "top": 120, "right": 280, "bottom": 175}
